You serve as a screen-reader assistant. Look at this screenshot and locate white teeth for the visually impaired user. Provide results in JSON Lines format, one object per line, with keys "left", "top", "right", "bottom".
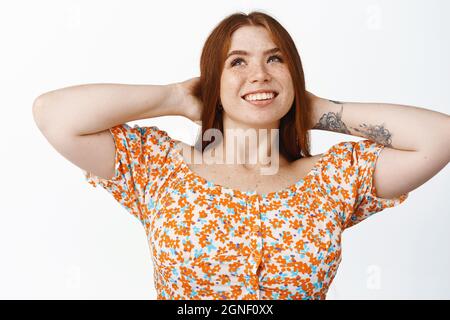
{"left": 244, "top": 92, "right": 276, "bottom": 101}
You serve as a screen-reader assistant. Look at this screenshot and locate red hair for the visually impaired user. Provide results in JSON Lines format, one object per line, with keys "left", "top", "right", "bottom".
{"left": 192, "top": 11, "right": 312, "bottom": 160}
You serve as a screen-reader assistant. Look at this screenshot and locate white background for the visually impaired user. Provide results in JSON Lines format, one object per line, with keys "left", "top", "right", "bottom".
{"left": 1, "top": 0, "right": 449, "bottom": 299}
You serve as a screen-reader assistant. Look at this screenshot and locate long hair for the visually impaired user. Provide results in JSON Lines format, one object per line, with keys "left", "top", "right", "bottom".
{"left": 192, "top": 11, "right": 312, "bottom": 161}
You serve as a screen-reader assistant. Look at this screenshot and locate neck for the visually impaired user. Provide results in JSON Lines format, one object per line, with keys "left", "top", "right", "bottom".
{"left": 206, "top": 116, "right": 288, "bottom": 175}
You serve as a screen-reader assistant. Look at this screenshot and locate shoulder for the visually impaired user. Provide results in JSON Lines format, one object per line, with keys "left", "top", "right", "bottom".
{"left": 325, "top": 140, "right": 382, "bottom": 162}
{"left": 173, "top": 140, "right": 199, "bottom": 164}
{"left": 110, "top": 123, "right": 170, "bottom": 142}
{"left": 312, "top": 140, "right": 381, "bottom": 178}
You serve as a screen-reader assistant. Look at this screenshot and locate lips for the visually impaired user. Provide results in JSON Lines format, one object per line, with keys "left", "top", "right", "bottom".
{"left": 241, "top": 90, "right": 279, "bottom": 100}
{"left": 241, "top": 93, "right": 278, "bottom": 107}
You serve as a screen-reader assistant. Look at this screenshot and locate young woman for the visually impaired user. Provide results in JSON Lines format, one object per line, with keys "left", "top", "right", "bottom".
{"left": 32, "top": 11, "right": 449, "bottom": 300}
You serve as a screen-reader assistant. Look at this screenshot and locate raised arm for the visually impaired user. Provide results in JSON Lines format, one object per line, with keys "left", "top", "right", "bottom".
{"left": 308, "top": 92, "right": 450, "bottom": 199}
{"left": 32, "top": 80, "right": 200, "bottom": 180}
{"left": 32, "top": 83, "right": 183, "bottom": 136}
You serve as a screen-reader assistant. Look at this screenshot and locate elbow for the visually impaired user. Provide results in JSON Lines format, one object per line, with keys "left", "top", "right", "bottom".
{"left": 32, "top": 94, "right": 49, "bottom": 131}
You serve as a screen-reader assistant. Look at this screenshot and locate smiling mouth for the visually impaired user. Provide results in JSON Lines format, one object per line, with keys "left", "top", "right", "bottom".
{"left": 241, "top": 92, "right": 279, "bottom": 106}
{"left": 241, "top": 92, "right": 279, "bottom": 100}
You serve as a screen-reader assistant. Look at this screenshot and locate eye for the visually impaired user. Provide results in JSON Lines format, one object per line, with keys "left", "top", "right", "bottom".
{"left": 268, "top": 55, "right": 283, "bottom": 63}
{"left": 230, "top": 55, "right": 284, "bottom": 67}
{"left": 230, "top": 57, "right": 245, "bottom": 67}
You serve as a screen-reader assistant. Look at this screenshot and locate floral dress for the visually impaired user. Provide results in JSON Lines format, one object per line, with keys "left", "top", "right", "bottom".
{"left": 83, "top": 123, "right": 408, "bottom": 300}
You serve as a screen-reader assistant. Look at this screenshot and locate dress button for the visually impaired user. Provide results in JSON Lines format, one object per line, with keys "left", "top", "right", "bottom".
{"left": 250, "top": 254, "right": 262, "bottom": 274}
{"left": 254, "top": 251, "right": 262, "bottom": 261}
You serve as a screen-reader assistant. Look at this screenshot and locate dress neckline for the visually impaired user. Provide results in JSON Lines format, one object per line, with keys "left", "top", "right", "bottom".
{"left": 171, "top": 141, "right": 332, "bottom": 199}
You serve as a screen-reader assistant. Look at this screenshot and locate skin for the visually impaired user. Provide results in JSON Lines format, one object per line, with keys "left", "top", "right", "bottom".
{"left": 214, "top": 25, "right": 295, "bottom": 172}
{"left": 312, "top": 100, "right": 393, "bottom": 146}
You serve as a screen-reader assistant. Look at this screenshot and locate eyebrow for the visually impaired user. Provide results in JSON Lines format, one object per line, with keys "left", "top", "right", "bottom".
{"left": 226, "top": 47, "right": 281, "bottom": 60}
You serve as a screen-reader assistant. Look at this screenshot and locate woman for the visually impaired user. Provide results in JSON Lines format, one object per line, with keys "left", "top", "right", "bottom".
{"left": 32, "top": 11, "right": 449, "bottom": 300}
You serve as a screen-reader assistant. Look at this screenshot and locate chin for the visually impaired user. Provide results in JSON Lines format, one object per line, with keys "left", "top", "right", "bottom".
{"left": 225, "top": 109, "right": 281, "bottom": 126}
{"left": 239, "top": 117, "right": 281, "bottom": 128}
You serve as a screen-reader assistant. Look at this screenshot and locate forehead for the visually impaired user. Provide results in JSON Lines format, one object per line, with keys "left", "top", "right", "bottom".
{"left": 228, "top": 26, "right": 276, "bottom": 50}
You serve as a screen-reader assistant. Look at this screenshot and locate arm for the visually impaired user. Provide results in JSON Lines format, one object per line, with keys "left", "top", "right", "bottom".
{"left": 308, "top": 93, "right": 450, "bottom": 198}
{"left": 308, "top": 93, "right": 449, "bottom": 152}
{"left": 32, "top": 78, "right": 203, "bottom": 180}
{"left": 32, "top": 83, "right": 184, "bottom": 181}
{"left": 33, "top": 83, "right": 183, "bottom": 136}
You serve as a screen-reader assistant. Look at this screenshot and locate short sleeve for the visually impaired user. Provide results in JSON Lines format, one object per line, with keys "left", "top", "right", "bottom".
{"left": 82, "top": 123, "right": 175, "bottom": 223}
{"left": 321, "top": 140, "right": 409, "bottom": 230}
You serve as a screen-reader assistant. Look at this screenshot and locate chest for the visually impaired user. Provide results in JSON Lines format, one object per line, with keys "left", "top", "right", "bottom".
{"left": 185, "top": 155, "right": 321, "bottom": 196}
{"left": 148, "top": 172, "right": 343, "bottom": 299}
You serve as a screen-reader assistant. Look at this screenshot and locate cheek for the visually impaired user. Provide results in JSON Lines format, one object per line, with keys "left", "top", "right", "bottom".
{"left": 221, "top": 78, "right": 244, "bottom": 99}
{"left": 283, "top": 79, "right": 295, "bottom": 101}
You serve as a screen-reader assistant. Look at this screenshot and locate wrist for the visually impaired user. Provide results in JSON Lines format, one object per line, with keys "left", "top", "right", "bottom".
{"left": 162, "top": 83, "right": 185, "bottom": 116}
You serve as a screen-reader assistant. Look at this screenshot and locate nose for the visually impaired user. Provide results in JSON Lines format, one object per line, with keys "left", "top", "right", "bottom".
{"left": 248, "top": 63, "right": 271, "bottom": 83}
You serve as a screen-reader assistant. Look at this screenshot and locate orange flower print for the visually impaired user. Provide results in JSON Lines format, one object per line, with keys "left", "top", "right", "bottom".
{"left": 85, "top": 125, "right": 408, "bottom": 299}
